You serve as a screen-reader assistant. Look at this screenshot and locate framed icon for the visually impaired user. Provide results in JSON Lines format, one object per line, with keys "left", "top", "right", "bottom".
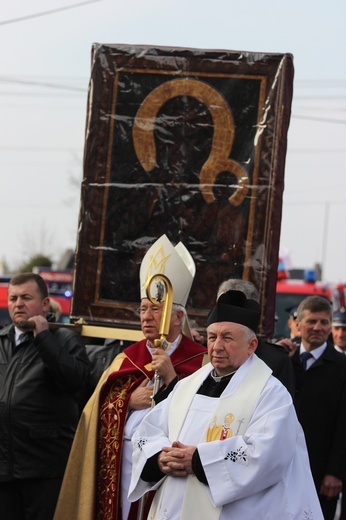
{"left": 72, "top": 44, "right": 294, "bottom": 338}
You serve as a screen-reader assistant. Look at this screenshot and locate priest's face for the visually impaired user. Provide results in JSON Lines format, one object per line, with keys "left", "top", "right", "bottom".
{"left": 207, "top": 321, "right": 258, "bottom": 376}
{"left": 138, "top": 298, "right": 164, "bottom": 343}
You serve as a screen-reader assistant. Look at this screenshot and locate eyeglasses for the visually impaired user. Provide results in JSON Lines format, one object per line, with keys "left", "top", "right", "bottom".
{"left": 136, "top": 305, "right": 162, "bottom": 316}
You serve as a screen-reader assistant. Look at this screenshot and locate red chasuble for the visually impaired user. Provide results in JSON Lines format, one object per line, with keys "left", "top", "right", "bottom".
{"left": 96, "top": 336, "right": 207, "bottom": 519}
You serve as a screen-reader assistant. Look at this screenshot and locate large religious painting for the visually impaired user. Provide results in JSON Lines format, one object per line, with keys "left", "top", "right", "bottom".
{"left": 71, "top": 44, "right": 294, "bottom": 338}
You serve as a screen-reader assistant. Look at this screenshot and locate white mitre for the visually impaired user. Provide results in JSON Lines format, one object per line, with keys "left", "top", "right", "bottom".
{"left": 139, "top": 234, "right": 196, "bottom": 307}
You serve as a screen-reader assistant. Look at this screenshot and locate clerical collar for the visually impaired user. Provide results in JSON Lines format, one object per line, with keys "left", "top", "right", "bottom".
{"left": 210, "top": 368, "right": 237, "bottom": 383}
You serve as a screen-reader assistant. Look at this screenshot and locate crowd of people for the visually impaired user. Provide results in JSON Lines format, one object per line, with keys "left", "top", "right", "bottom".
{"left": 1, "top": 234, "right": 346, "bottom": 519}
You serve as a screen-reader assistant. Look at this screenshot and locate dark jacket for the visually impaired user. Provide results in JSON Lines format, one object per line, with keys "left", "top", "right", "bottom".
{"left": 85, "top": 340, "right": 131, "bottom": 394}
{"left": 291, "top": 343, "right": 346, "bottom": 489}
{"left": 256, "top": 339, "right": 295, "bottom": 397}
{"left": 0, "top": 323, "right": 90, "bottom": 481}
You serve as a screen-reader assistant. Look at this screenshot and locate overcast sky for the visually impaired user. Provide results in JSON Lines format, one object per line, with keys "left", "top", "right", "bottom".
{"left": 0, "top": 0, "right": 345, "bottom": 282}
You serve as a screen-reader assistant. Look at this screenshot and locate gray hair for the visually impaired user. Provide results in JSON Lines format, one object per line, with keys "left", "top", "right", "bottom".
{"left": 297, "top": 296, "right": 332, "bottom": 322}
{"left": 172, "top": 303, "right": 186, "bottom": 331}
{"left": 172, "top": 303, "right": 185, "bottom": 315}
{"left": 217, "top": 279, "right": 259, "bottom": 302}
{"left": 240, "top": 324, "right": 257, "bottom": 342}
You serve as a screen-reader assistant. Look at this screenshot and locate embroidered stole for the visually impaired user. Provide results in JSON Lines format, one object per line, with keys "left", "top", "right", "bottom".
{"left": 150, "top": 355, "right": 272, "bottom": 520}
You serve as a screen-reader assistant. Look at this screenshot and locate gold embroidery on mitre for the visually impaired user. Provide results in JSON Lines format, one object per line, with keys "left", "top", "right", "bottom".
{"left": 142, "top": 244, "right": 170, "bottom": 294}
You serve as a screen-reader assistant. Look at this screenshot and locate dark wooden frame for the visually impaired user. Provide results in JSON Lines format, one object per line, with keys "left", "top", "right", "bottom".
{"left": 71, "top": 44, "right": 294, "bottom": 338}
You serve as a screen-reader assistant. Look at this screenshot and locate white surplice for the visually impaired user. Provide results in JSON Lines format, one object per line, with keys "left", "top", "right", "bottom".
{"left": 129, "top": 354, "right": 323, "bottom": 520}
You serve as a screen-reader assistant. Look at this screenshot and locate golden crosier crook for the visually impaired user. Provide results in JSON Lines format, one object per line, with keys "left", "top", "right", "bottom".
{"left": 136, "top": 274, "right": 174, "bottom": 520}
{"left": 145, "top": 273, "right": 173, "bottom": 408}
{"left": 145, "top": 273, "right": 174, "bottom": 349}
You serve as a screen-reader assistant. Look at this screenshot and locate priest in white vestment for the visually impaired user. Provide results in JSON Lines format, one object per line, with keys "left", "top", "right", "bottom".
{"left": 128, "top": 290, "right": 323, "bottom": 520}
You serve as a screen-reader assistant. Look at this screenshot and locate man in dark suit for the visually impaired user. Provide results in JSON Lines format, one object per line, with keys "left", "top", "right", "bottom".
{"left": 291, "top": 296, "right": 346, "bottom": 519}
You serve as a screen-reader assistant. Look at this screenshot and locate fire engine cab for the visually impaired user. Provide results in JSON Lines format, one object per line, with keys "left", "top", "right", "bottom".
{"left": 274, "top": 262, "right": 339, "bottom": 340}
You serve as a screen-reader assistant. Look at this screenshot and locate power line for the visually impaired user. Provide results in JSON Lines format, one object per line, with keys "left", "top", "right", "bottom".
{"left": 295, "top": 80, "right": 346, "bottom": 87}
{"left": 1, "top": 77, "right": 346, "bottom": 124}
{"left": 0, "top": 76, "right": 86, "bottom": 92}
{"left": 0, "top": 0, "right": 104, "bottom": 26}
{"left": 288, "top": 148, "right": 346, "bottom": 153}
{"left": 0, "top": 92, "right": 84, "bottom": 98}
{"left": 1, "top": 145, "right": 344, "bottom": 154}
{"left": 294, "top": 95, "right": 346, "bottom": 100}
{"left": 0, "top": 146, "right": 82, "bottom": 152}
{"left": 283, "top": 199, "right": 346, "bottom": 206}
{"left": 292, "top": 114, "right": 346, "bottom": 125}
{"left": 293, "top": 106, "right": 346, "bottom": 112}
{"left": 286, "top": 184, "right": 346, "bottom": 194}
{"left": 1, "top": 76, "right": 346, "bottom": 100}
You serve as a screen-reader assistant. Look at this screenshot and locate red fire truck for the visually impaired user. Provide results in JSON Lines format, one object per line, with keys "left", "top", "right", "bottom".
{"left": 274, "top": 263, "right": 340, "bottom": 339}
{"left": 33, "top": 268, "right": 73, "bottom": 323}
{"left": 0, "top": 279, "right": 9, "bottom": 327}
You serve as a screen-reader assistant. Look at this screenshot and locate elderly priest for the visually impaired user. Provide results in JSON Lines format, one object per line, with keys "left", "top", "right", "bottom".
{"left": 128, "top": 290, "right": 323, "bottom": 520}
